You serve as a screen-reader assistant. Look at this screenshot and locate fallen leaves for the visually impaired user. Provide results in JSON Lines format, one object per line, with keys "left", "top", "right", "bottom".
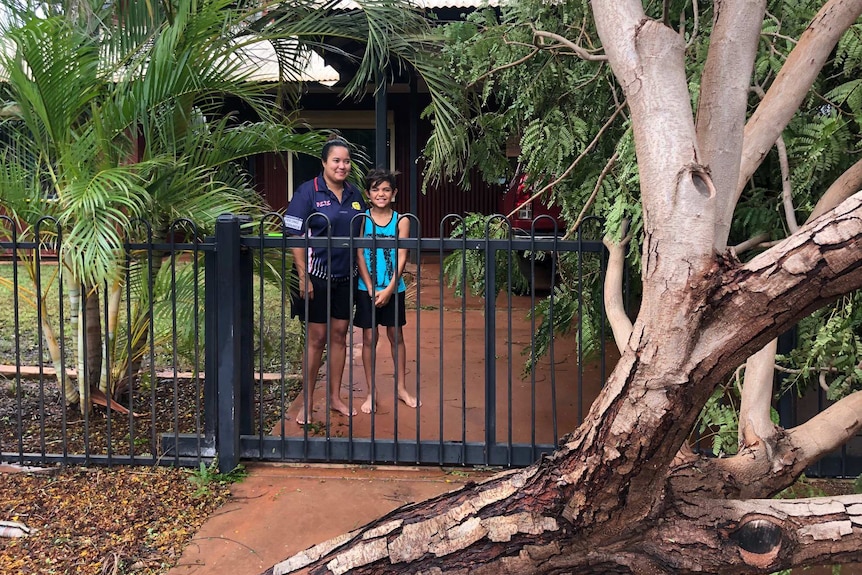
{"left": 0, "top": 465, "right": 230, "bottom": 575}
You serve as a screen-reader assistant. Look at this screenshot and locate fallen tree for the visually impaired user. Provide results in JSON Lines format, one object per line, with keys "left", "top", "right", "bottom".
{"left": 261, "top": 1, "right": 862, "bottom": 573}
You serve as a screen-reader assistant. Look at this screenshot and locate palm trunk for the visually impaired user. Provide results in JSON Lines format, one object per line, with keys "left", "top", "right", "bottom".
{"left": 99, "top": 278, "right": 122, "bottom": 395}
{"left": 39, "top": 298, "right": 79, "bottom": 405}
{"left": 76, "top": 284, "right": 102, "bottom": 415}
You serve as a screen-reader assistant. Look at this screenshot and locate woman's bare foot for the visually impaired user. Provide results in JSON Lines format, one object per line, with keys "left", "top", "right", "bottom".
{"left": 330, "top": 399, "right": 357, "bottom": 417}
{"left": 398, "top": 389, "right": 420, "bottom": 408}
{"left": 295, "top": 408, "right": 310, "bottom": 425}
{"left": 360, "top": 396, "right": 376, "bottom": 414}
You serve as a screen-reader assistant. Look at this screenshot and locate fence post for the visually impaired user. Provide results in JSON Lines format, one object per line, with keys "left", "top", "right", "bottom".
{"left": 214, "top": 214, "right": 242, "bottom": 473}
{"left": 484, "top": 239, "right": 497, "bottom": 465}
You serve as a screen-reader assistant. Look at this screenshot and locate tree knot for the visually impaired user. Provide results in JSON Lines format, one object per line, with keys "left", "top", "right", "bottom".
{"left": 730, "top": 517, "right": 783, "bottom": 568}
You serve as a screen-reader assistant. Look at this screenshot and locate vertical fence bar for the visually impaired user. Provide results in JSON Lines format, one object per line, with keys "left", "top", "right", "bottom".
{"left": 549, "top": 232, "right": 558, "bottom": 449}
{"left": 204, "top": 246, "right": 218, "bottom": 451}
{"left": 170, "top": 228, "right": 181, "bottom": 466}
{"left": 506, "top": 232, "right": 514, "bottom": 466}
{"left": 124, "top": 242, "right": 135, "bottom": 463}
{"left": 239, "top": 238, "right": 255, "bottom": 437}
{"left": 191, "top": 234, "right": 203, "bottom": 465}
{"left": 529, "top": 234, "right": 538, "bottom": 461}
{"left": 483, "top": 225, "right": 497, "bottom": 466}
{"left": 3, "top": 218, "right": 24, "bottom": 463}
{"left": 57, "top": 226, "right": 68, "bottom": 464}
{"left": 103, "top": 277, "right": 113, "bottom": 465}
{"left": 33, "top": 224, "right": 47, "bottom": 462}
{"left": 256, "top": 221, "right": 268, "bottom": 460}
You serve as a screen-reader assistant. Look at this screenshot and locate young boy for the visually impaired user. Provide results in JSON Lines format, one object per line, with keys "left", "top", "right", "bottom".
{"left": 354, "top": 168, "right": 419, "bottom": 413}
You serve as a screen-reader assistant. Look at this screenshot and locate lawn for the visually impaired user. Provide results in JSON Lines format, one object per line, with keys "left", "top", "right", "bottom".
{"left": 0, "top": 258, "right": 304, "bottom": 459}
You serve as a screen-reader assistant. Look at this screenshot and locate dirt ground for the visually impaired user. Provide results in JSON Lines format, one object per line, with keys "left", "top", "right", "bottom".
{"left": 0, "top": 464, "right": 230, "bottom": 575}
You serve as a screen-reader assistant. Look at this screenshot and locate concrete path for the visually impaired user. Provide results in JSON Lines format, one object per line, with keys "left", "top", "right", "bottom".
{"left": 166, "top": 463, "right": 491, "bottom": 575}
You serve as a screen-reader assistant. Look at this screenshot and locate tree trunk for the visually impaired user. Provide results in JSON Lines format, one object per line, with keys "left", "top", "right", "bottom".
{"left": 266, "top": 194, "right": 862, "bottom": 575}
{"left": 77, "top": 284, "right": 102, "bottom": 415}
{"left": 262, "top": 2, "right": 862, "bottom": 573}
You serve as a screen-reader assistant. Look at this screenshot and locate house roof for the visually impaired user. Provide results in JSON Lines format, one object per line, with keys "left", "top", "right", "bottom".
{"left": 341, "top": 0, "right": 499, "bottom": 6}
{"left": 235, "top": 41, "right": 340, "bottom": 85}
{"left": 333, "top": 0, "right": 498, "bottom": 7}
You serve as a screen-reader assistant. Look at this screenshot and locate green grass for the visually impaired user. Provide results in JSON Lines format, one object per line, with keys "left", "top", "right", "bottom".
{"left": 0, "top": 260, "right": 67, "bottom": 364}
{"left": 0, "top": 260, "right": 303, "bottom": 375}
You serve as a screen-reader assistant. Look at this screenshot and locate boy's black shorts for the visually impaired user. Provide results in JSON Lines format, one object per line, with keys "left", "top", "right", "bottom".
{"left": 290, "top": 274, "right": 355, "bottom": 324}
{"left": 353, "top": 290, "right": 407, "bottom": 328}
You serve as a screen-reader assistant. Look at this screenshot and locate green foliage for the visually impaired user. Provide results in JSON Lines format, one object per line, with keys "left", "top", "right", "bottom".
{"left": 2, "top": 0, "right": 443, "bottom": 402}
{"left": 696, "top": 384, "right": 742, "bottom": 457}
{"left": 441, "top": 213, "right": 609, "bottom": 370}
{"left": 779, "top": 293, "right": 862, "bottom": 401}
{"left": 527, "top": 250, "right": 605, "bottom": 369}
{"left": 694, "top": 372, "right": 780, "bottom": 457}
{"left": 441, "top": 213, "right": 529, "bottom": 297}
{"left": 425, "top": 0, "right": 862, "bottom": 457}
{"left": 186, "top": 458, "right": 248, "bottom": 498}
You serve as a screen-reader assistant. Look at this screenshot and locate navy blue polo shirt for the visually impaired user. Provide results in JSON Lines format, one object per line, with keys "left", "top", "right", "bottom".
{"left": 283, "top": 175, "right": 366, "bottom": 279}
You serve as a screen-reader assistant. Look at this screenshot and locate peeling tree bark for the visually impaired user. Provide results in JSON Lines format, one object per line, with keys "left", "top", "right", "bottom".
{"left": 260, "top": 2, "right": 862, "bottom": 574}
{"left": 263, "top": 193, "right": 862, "bottom": 575}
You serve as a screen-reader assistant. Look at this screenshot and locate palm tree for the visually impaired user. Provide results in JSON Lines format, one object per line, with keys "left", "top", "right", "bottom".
{"left": 0, "top": 0, "right": 454, "bottom": 413}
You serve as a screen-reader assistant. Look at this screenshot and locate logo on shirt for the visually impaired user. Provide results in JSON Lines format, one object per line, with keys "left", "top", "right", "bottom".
{"left": 316, "top": 200, "right": 332, "bottom": 208}
{"left": 352, "top": 202, "right": 361, "bottom": 210}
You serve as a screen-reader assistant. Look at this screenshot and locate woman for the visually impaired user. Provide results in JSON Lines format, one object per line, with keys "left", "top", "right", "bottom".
{"left": 283, "top": 135, "right": 366, "bottom": 425}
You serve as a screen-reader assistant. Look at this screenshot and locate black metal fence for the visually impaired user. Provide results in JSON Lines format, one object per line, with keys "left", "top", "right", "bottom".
{"left": 1, "top": 213, "right": 859, "bottom": 477}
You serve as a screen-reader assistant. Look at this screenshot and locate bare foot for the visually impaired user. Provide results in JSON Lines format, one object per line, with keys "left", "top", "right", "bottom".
{"left": 398, "top": 389, "right": 420, "bottom": 408}
{"left": 360, "top": 397, "right": 375, "bottom": 414}
{"left": 295, "top": 409, "right": 309, "bottom": 425}
{"left": 330, "top": 399, "right": 357, "bottom": 417}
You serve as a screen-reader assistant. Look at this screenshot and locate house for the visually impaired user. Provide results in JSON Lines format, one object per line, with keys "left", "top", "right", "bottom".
{"left": 249, "top": 0, "right": 505, "bottom": 238}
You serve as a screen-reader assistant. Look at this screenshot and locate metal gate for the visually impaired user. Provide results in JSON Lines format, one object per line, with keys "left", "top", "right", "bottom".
{"left": 169, "top": 213, "right": 610, "bottom": 471}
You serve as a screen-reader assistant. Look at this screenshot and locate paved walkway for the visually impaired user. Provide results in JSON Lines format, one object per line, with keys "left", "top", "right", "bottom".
{"left": 165, "top": 257, "right": 607, "bottom": 574}
{"left": 275, "top": 258, "right": 613, "bottom": 448}
{"left": 166, "top": 463, "right": 493, "bottom": 575}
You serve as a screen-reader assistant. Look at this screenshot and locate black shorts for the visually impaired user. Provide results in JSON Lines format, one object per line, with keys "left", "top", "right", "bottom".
{"left": 354, "top": 290, "right": 407, "bottom": 328}
{"left": 290, "top": 274, "right": 355, "bottom": 324}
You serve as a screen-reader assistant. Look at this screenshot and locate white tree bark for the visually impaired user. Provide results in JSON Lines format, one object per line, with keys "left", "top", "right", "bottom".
{"left": 261, "top": 2, "right": 862, "bottom": 573}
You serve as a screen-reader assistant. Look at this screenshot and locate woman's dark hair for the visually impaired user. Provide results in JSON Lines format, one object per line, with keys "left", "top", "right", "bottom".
{"left": 321, "top": 133, "right": 350, "bottom": 162}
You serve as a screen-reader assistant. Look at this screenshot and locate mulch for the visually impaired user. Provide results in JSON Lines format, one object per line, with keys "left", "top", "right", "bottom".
{"left": 0, "top": 465, "right": 230, "bottom": 575}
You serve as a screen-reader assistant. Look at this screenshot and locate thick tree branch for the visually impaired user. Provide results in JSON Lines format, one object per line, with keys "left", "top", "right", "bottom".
{"left": 685, "top": 389, "right": 862, "bottom": 500}
{"left": 809, "top": 157, "right": 862, "bottom": 221}
{"left": 693, "top": 191, "right": 862, "bottom": 387}
{"left": 734, "top": 0, "right": 862, "bottom": 209}
{"left": 739, "top": 339, "right": 778, "bottom": 449}
{"left": 653, "top": 494, "right": 862, "bottom": 574}
{"left": 659, "top": 192, "right": 862, "bottom": 500}
{"left": 602, "top": 218, "right": 633, "bottom": 352}
{"left": 787, "top": 389, "right": 862, "bottom": 468}
{"left": 594, "top": 1, "right": 716, "bottom": 298}
{"left": 695, "top": 0, "right": 767, "bottom": 250}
